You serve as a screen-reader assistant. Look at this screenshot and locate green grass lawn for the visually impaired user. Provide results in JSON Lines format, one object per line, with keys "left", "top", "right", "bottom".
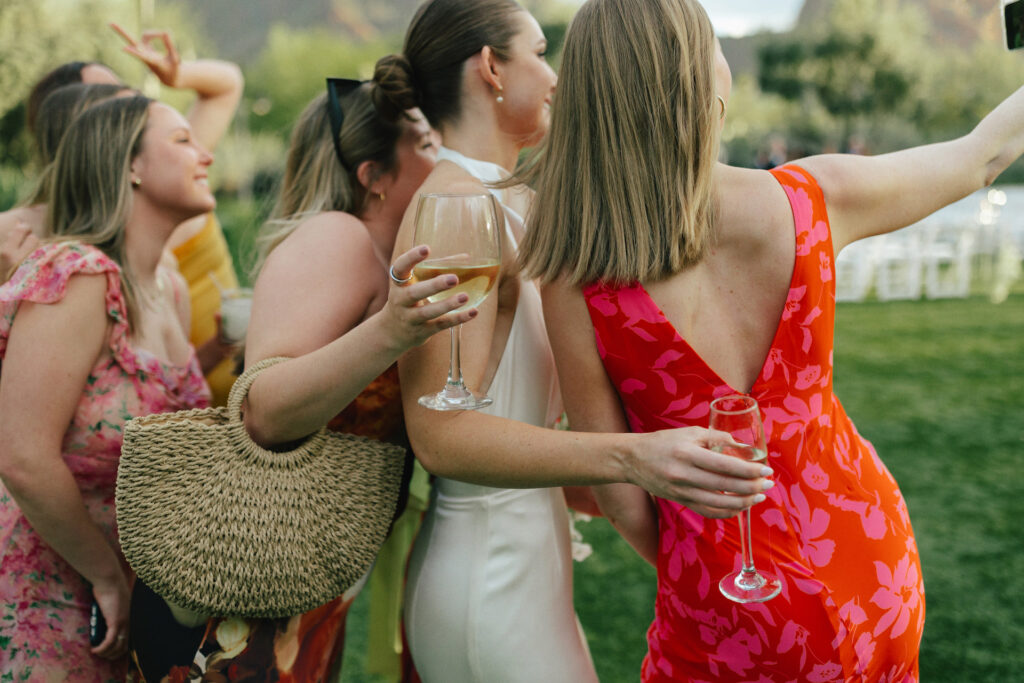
{"left": 338, "top": 289, "right": 1023, "bottom": 682}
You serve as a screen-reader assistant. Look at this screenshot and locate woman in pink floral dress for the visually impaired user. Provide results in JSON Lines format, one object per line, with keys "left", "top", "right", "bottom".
{"left": 0, "top": 94, "right": 213, "bottom": 681}
{"left": 521, "top": 0, "right": 1024, "bottom": 680}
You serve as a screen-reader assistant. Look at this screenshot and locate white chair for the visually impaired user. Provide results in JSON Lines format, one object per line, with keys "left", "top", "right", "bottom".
{"left": 874, "top": 228, "right": 923, "bottom": 301}
{"left": 922, "top": 222, "right": 974, "bottom": 299}
{"left": 834, "top": 237, "right": 878, "bottom": 302}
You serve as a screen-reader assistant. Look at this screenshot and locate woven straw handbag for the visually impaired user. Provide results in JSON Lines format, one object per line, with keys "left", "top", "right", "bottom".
{"left": 116, "top": 356, "right": 407, "bottom": 619}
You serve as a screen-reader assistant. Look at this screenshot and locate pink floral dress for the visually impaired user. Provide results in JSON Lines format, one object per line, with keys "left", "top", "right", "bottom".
{"left": 0, "top": 242, "right": 210, "bottom": 682}
{"left": 582, "top": 165, "right": 924, "bottom": 682}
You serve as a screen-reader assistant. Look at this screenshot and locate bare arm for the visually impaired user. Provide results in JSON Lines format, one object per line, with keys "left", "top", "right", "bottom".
{"left": 111, "top": 23, "right": 244, "bottom": 151}
{"left": 243, "top": 213, "right": 472, "bottom": 447}
{"left": 798, "top": 84, "right": 1024, "bottom": 253}
{"left": 0, "top": 274, "right": 130, "bottom": 658}
{"left": 541, "top": 278, "right": 659, "bottom": 563}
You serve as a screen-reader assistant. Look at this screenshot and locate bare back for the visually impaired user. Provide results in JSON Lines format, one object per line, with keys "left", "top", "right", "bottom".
{"left": 642, "top": 164, "right": 796, "bottom": 394}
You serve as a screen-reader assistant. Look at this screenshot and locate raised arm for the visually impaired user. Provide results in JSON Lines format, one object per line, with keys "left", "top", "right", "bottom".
{"left": 799, "top": 84, "right": 1024, "bottom": 254}
{"left": 0, "top": 274, "right": 130, "bottom": 659}
{"left": 242, "top": 213, "right": 472, "bottom": 447}
{"left": 111, "top": 23, "right": 244, "bottom": 151}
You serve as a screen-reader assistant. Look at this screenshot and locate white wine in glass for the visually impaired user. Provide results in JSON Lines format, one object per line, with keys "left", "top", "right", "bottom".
{"left": 413, "top": 192, "right": 501, "bottom": 411}
{"left": 710, "top": 394, "right": 781, "bottom": 603}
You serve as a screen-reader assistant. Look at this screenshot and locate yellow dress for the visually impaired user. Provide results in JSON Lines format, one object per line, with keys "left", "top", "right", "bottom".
{"left": 171, "top": 214, "right": 240, "bottom": 407}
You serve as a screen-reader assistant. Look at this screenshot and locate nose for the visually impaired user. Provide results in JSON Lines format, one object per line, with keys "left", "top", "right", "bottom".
{"left": 199, "top": 146, "right": 214, "bottom": 166}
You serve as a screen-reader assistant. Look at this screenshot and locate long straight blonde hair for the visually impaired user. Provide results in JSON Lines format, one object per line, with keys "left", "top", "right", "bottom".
{"left": 47, "top": 95, "right": 151, "bottom": 327}
{"left": 519, "top": 0, "right": 720, "bottom": 285}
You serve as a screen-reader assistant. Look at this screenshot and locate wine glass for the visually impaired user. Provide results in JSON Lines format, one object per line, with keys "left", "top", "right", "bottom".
{"left": 709, "top": 394, "right": 781, "bottom": 603}
{"left": 412, "top": 192, "right": 502, "bottom": 411}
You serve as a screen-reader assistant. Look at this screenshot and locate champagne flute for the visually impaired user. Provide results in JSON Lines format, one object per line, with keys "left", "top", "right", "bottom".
{"left": 710, "top": 394, "right": 781, "bottom": 603}
{"left": 413, "top": 192, "right": 501, "bottom": 411}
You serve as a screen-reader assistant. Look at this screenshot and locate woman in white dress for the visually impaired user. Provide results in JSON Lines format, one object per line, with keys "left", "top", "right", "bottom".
{"left": 371, "top": 0, "right": 776, "bottom": 680}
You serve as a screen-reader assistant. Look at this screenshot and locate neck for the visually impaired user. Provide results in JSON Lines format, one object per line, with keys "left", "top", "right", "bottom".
{"left": 440, "top": 111, "right": 521, "bottom": 173}
{"left": 124, "top": 201, "right": 183, "bottom": 284}
{"left": 358, "top": 200, "right": 403, "bottom": 269}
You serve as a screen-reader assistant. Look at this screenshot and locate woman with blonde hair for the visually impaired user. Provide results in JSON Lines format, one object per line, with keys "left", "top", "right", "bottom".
{"left": 0, "top": 23, "right": 245, "bottom": 405}
{"left": 374, "top": 0, "right": 772, "bottom": 680}
{"left": 0, "top": 94, "right": 212, "bottom": 681}
{"left": 523, "top": 0, "right": 1024, "bottom": 679}
{"left": 127, "top": 79, "right": 464, "bottom": 682}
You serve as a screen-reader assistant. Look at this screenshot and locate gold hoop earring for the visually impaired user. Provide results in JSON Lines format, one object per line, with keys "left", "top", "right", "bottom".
{"left": 717, "top": 94, "right": 727, "bottom": 121}
{"left": 378, "top": 192, "right": 386, "bottom": 202}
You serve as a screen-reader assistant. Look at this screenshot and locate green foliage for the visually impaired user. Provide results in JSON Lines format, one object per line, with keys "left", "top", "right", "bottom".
{"left": 243, "top": 25, "right": 400, "bottom": 138}
{"left": 740, "top": 0, "right": 1022, "bottom": 166}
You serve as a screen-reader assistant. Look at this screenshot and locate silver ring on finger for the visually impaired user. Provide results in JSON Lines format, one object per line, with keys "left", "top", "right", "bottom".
{"left": 389, "top": 264, "right": 413, "bottom": 286}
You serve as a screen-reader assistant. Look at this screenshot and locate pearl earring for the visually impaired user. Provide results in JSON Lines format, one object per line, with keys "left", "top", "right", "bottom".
{"left": 131, "top": 177, "right": 142, "bottom": 188}
{"left": 496, "top": 87, "right": 504, "bottom": 104}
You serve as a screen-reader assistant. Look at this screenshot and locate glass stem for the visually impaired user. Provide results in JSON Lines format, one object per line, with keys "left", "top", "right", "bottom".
{"left": 444, "top": 324, "right": 466, "bottom": 393}
{"left": 739, "top": 508, "right": 757, "bottom": 574}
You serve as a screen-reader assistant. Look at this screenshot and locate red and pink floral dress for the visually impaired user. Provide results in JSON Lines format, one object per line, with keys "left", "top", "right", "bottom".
{"left": 0, "top": 242, "right": 211, "bottom": 682}
{"left": 583, "top": 165, "right": 924, "bottom": 682}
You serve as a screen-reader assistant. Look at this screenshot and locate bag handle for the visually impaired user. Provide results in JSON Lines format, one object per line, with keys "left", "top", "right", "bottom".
{"left": 226, "top": 356, "right": 290, "bottom": 423}
{"left": 223, "top": 356, "right": 330, "bottom": 469}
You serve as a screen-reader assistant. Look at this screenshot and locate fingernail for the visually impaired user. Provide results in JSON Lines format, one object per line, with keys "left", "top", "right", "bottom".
{"left": 753, "top": 494, "right": 767, "bottom": 503}
{"left": 446, "top": 276, "right": 458, "bottom": 286}
{"left": 458, "top": 294, "right": 468, "bottom": 302}
{"left": 760, "top": 466, "right": 773, "bottom": 477}
{"left": 468, "top": 309, "right": 478, "bottom": 318}
{"left": 419, "top": 246, "right": 429, "bottom": 255}
{"left": 762, "top": 479, "right": 775, "bottom": 490}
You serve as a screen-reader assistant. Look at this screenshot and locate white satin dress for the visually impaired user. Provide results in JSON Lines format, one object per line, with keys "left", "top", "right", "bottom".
{"left": 403, "top": 148, "right": 599, "bottom": 683}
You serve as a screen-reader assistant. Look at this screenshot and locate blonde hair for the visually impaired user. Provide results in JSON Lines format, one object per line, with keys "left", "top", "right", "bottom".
{"left": 47, "top": 94, "right": 152, "bottom": 327}
{"left": 252, "top": 86, "right": 403, "bottom": 277}
{"left": 519, "top": 0, "right": 720, "bottom": 285}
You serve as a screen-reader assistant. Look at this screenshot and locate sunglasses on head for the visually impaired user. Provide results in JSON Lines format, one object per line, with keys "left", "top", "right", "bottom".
{"left": 325, "top": 77, "right": 363, "bottom": 168}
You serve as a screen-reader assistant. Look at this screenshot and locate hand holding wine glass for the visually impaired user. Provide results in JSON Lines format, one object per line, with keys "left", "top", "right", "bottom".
{"left": 710, "top": 394, "right": 781, "bottom": 603}
{"left": 410, "top": 192, "right": 501, "bottom": 410}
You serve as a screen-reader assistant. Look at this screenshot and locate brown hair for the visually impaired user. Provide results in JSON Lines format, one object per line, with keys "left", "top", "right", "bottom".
{"left": 372, "top": 0, "right": 523, "bottom": 129}
{"left": 47, "top": 95, "right": 152, "bottom": 327}
{"left": 253, "top": 84, "right": 405, "bottom": 277}
{"left": 519, "top": 0, "right": 721, "bottom": 285}
{"left": 28, "top": 83, "right": 127, "bottom": 204}
{"left": 26, "top": 61, "right": 101, "bottom": 134}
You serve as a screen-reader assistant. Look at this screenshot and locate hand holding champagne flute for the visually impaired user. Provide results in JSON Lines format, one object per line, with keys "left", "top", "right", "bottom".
{"left": 710, "top": 394, "right": 781, "bottom": 603}
{"left": 412, "top": 192, "right": 501, "bottom": 410}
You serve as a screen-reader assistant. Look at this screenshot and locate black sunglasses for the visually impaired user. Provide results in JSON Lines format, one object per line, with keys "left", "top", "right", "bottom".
{"left": 325, "top": 77, "right": 363, "bottom": 168}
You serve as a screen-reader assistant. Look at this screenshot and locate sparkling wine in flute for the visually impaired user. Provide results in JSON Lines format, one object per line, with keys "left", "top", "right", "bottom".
{"left": 413, "top": 255, "right": 501, "bottom": 313}
{"left": 709, "top": 394, "right": 781, "bottom": 603}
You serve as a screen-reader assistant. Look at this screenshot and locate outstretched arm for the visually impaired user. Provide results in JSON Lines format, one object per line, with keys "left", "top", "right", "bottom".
{"left": 799, "top": 84, "right": 1024, "bottom": 254}
{"left": 111, "top": 23, "right": 244, "bottom": 151}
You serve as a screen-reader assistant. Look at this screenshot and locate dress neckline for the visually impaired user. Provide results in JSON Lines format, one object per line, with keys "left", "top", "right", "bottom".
{"left": 617, "top": 167, "right": 807, "bottom": 397}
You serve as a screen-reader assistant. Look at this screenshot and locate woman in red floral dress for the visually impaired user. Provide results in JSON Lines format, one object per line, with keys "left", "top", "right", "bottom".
{"left": 519, "top": 0, "right": 1024, "bottom": 680}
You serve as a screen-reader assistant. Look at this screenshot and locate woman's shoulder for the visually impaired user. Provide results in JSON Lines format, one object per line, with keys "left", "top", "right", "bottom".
{"left": 262, "top": 211, "right": 379, "bottom": 286}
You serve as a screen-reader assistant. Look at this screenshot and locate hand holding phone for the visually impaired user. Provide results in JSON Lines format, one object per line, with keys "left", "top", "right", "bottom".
{"left": 89, "top": 599, "right": 107, "bottom": 647}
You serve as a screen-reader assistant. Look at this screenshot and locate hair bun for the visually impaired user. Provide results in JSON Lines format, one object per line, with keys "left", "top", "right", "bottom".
{"left": 372, "top": 54, "right": 420, "bottom": 121}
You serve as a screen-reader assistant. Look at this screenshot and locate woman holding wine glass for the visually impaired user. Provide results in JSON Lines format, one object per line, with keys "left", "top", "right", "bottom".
{"left": 126, "top": 80, "right": 466, "bottom": 682}
{"left": 524, "top": 0, "right": 1024, "bottom": 680}
{"left": 373, "top": 0, "right": 772, "bottom": 680}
